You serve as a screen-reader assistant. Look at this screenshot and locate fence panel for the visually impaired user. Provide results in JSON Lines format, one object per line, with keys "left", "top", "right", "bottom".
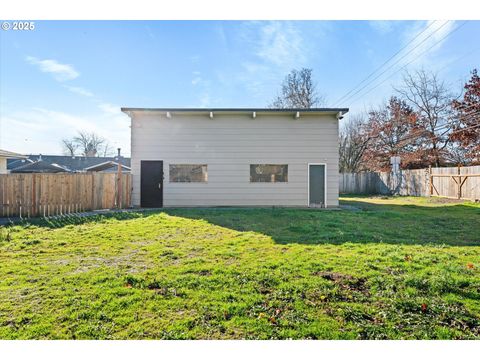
{"left": 0, "top": 173, "right": 132, "bottom": 218}
{"left": 340, "top": 165, "right": 480, "bottom": 201}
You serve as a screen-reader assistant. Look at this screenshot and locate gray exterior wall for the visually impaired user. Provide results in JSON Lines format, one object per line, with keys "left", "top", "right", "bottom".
{"left": 130, "top": 111, "right": 340, "bottom": 207}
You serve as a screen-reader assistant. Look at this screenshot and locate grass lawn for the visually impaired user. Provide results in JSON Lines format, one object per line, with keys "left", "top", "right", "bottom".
{"left": 0, "top": 195, "right": 479, "bottom": 339}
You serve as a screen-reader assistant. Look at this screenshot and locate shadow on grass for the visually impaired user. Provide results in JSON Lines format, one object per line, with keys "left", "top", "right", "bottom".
{"left": 5, "top": 198, "right": 480, "bottom": 247}
{"left": 3, "top": 210, "right": 161, "bottom": 229}
{"left": 164, "top": 200, "right": 480, "bottom": 247}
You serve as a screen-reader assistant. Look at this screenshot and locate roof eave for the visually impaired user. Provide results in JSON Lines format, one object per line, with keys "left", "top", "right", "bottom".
{"left": 121, "top": 107, "right": 349, "bottom": 117}
{"left": 0, "top": 149, "right": 27, "bottom": 159}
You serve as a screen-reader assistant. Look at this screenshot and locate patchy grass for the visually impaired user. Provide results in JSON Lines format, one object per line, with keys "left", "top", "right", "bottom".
{"left": 0, "top": 196, "right": 479, "bottom": 339}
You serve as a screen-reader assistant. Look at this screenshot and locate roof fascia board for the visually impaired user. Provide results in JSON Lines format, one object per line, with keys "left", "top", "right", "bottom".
{"left": 122, "top": 108, "right": 349, "bottom": 117}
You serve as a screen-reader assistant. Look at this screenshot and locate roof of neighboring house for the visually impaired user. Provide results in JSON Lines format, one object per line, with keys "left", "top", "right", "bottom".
{"left": 0, "top": 149, "right": 26, "bottom": 159}
{"left": 121, "top": 107, "right": 349, "bottom": 118}
{"left": 84, "top": 161, "right": 131, "bottom": 172}
{"left": 7, "top": 155, "right": 131, "bottom": 172}
{"left": 10, "top": 160, "right": 70, "bottom": 173}
{"left": 7, "top": 158, "right": 34, "bottom": 169}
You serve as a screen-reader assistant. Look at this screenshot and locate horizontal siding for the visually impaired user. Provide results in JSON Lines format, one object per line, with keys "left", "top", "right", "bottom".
{"left": 131, "top": 113, "right": 339, "bottom": 207}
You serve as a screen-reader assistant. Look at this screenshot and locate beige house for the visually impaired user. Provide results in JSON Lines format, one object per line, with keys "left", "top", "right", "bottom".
{"left": 0, "top": 149, "right": 26, "bottom": 174}
{"left": 122, "top": 108, "right": 348, "bottom": 208}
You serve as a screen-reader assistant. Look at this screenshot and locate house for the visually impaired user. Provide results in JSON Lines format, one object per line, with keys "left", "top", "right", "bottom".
{"left": 7, "top": 155, "right": 131, "bottom": 173}
{"left": 11, "top": 160, "right": 70, "bottom": 173}
{"left": 0, "top": 149, "right": 26, "bottom": 174}
{"left": 122, "top": 108, "right": 348, "bottom": 208}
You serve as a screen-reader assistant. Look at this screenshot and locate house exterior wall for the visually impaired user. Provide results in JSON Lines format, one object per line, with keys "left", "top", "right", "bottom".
{"left": 0, "top": 158, "right": 7, "bottom": 174}
{"left": 130, "top": 112, "right": 340, "bottom": 207}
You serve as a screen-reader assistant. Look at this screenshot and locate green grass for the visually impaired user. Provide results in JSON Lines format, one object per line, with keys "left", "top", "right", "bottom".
{"left": 0, "top": 196, "right": 479, "bottom": 339}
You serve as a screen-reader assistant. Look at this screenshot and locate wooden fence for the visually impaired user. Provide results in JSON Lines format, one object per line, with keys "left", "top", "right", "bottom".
{"left": 0, "top": 173, "right": 132, "bottom": 218}
{"left": 340, "top": 165, "right": 480, "bottom": 201}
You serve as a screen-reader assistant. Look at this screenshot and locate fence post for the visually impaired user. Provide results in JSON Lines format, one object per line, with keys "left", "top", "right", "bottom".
{"left": 31, "top": 174, "right": 37, "bottom": 217}
{"left": 428, "top": 165, "right": 433, "bottom": 196}
{"left": 91, "top": 172, "right": 95, "bottom": 211}
{"left": 457, "top": 164, "right": 461, "bottom": 199}
{"left": 116, "top": 148, "right": 122, "bottom": 209}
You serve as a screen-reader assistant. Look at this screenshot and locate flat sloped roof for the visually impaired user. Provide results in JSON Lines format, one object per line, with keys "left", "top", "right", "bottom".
{"left": 121, "top": 107, "right": 349, "bottom": 117}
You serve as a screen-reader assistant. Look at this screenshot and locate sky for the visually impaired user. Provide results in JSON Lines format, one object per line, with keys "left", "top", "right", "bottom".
{"left": 1, "top": 20, "right": 479, "bottom": 156}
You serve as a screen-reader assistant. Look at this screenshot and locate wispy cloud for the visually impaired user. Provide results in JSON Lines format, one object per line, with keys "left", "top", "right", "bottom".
{"left": 399, "top": 20, "right": 457, "bottom": 68}
{"left": 2, "top": 107, "right": 129, "bottom": 155}
{"left": 226, "top": 21, "right": 312, "bottom": 102}
{"left": 190, "top": 55, "right": 200, "bottom": 63}
{"left": 98, "top": 102, "right": 120, "bottom": 116}
{"left": 248, "top": 21, "right": 306, "bottom": 70}
{"left": 191, "top": 71, "right": 202, "bottom": 86}
{"left": 198, "top": 93, "right": 211, "bottom": 107}
{"left": 26, "top": 56, "right": 79, "bottom": 81}
{"left": 64, "top": 85, "right": 93, "bottom": 97}
{"left": 369, "top": 21, "right": 396, "bottom": 35}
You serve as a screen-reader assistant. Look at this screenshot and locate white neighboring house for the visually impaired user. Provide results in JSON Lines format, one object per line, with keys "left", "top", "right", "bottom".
{"left": 0, "top": 149, "right": 26, "bottom": 174}
{"left": 122, "top": 108, "right": 348, "bottom": 208}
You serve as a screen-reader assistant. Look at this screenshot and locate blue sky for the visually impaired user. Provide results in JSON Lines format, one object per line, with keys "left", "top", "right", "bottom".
{"left": 1, "top": 20, "right": 479, "bottom": 156}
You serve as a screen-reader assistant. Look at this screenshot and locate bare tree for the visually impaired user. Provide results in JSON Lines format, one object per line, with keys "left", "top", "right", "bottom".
{"left": 443, "top": 143, "right": 472, "bottom": 166}
{"left": 74, "top": 132, "right": 106, "bottom": 157}
{"left": 394, "top": 69, "right": 457, "bottom": 167}
{"left": 339, "top": 115, "right": 371, "bottom": 172}
{"left": 62, "top": 131, "right": 111, "bottom": 157}
{"left": 101, "top": 142, "right": 115, "bottom": 157}
{"left": 270, "top": 68, "right": 325, "bottom": 108}
{"left": 62, "top": 139, "right": 78, "bottom": 156}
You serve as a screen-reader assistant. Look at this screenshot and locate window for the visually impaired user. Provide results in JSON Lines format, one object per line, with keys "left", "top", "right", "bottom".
{"left": 250, "top": 164, "right": 288, "bottom": 183}
{"left": 169, "top": 164, "right": 208, "bottom": 183}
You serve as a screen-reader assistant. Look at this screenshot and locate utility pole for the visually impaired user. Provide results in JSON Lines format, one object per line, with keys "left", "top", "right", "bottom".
{"left": 390, "top": 156, "right": 401, "bottom": 195}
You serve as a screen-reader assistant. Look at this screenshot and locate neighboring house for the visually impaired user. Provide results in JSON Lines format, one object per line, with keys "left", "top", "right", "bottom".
{"left": 84, "top": 161, "right": 131, "bottom": 173}
{"left": 11, "top": 160, "right": 70, "bottom": 173}
{"left": 0, "top": 149, "right": 26, "bottom": 174}
{"left": 122, "top": 108, "right": 348, "bottom": 208}
{"left": 7, "top": 155, "right": 131, "bottom": 173}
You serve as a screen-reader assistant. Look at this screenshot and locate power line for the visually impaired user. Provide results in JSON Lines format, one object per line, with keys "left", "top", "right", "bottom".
{"left": 346, "top": 21, "right": 468, "bottom": 106}
{"left": 334, "top": 21, "right": 438, "bottom": 105}
{"left": 436, "top": 46, "right": 480, "bottom": 74}
{"left": 395, "top": 112, "right": 480, "bottom": 145}
{"left": 364, "top": 109, "right": 480, "bottom": 147}
{"left": 335, "top": 21, "right": 453, "bottom": 106}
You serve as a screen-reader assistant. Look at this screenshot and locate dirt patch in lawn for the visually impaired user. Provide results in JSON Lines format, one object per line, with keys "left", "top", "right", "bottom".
{"left": 315, "top": 271, "right": 369, "bottom": 294}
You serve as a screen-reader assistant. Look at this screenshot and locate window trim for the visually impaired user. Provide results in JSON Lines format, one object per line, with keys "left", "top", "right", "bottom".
{"left": 168, "top": 164, "right": 208, "bottom": 183}
{"left": 249, "top": 164, "right": 289, "bottom": 183}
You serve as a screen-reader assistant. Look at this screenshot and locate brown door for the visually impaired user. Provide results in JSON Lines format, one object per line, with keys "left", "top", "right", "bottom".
{"left": 140, "top": 160, "right": 163, "bottom": 207}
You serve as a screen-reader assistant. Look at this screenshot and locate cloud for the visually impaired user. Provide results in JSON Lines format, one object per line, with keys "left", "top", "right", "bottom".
{"left": 1, "top": 107, "right": 130, "bottom": 155}
{"left": 64, "top": 85, "right": 93, "bottom": 97}
{"left": 98, "top": 102, "right": 120, "bottom": 116}
{"left": 190, "top": 55, "right": 200, "bottom": 63}
{"left": 369, "top": 21, "right": 396, "bottom": 34}
{"left": 191, "top": 71, "right": 203, "bottom": 86}
{"left": 224, "top": 21, "right": 313, "bottom": 103}
{"left": 198, "top": 93, "right": 211, "bottom": 107}
{"left": 26, "top": 56, "right": 79, "bottom": 81}
{"left": 399, "top": 20, "right": 457, "bottom": 68}
{"left": 252, "top": 21, "right": 306, "bottom": 69}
